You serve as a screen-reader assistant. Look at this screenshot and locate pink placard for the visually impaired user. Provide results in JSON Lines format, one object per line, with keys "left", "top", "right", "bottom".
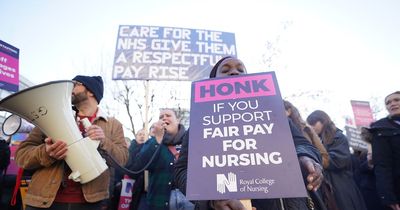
{"left": 194, "top": 74, "right": 276, "bottom": 103}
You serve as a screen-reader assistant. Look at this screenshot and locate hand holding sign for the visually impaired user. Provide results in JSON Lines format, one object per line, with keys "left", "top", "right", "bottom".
{"left": 299, "top": 156, "right": 323, "bottom": 191}
{"left": 187, "top": 72, "right": 308, "bottom": 201}
{"left": 211, "top": 199, "right": 246, "bottom": 210}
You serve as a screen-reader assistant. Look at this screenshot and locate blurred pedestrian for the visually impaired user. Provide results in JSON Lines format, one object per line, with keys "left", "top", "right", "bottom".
{"left": 307, "top": 110, "right": 366, "bottom": 210}
{"left": 369, "top": 91, "right": 400, "bottom": 210}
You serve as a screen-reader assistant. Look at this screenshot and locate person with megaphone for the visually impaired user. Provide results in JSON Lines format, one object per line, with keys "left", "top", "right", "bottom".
{"left": 15, "top": 75, "right": 129, "bottom": 210}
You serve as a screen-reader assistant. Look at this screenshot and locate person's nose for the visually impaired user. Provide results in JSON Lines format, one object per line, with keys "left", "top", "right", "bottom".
{"left": 388, "top": 101, "right": 395, "bottom": 108}
{"left": 229, "top": 68, "right": 240, "bottom": 76}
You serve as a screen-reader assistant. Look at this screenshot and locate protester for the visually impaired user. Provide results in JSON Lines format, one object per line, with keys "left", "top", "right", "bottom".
{"left": 356, "top": 127, "right": 390, "bottom": 210}
{"left": 369, "top": 91, "right": 400, "bottom": 210}
{"left": 126, "top": 128, "right": 150, "bottom": 210}
{"left": 15, "top": 75, "right": 129, "bottom": 210}
{"left": 112, "top": 128, "right": 149, "bottom": 210}
{"left": 283, "top": 100, "right": 329, "bottom": 168}
{"left": 125, "top": 137, "right": 132, "bottom": 148}
{"left": 128, "top": 129, "right": 148, "bottom": 157}
{"left": 307, "top": 110, "right": 367, "bottom": 210}
{"left": 0, "top": 136, "right": 11, "bottom": 208}
{"left": 126, "top": 109, "right": 186, "bottom": 210}
{"left": 175, "top": 56, "right": 323, "bottom": 210}
{"left": 0, "top": 136, "right": 10, "bottom": 179}
{"left": 283, "top": 100, "right": 337, "bottom": 210}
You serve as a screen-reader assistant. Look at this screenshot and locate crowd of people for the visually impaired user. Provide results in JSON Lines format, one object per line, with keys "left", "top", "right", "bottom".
{"left": 0, "top": 57, "right": 399, "bottom": 210}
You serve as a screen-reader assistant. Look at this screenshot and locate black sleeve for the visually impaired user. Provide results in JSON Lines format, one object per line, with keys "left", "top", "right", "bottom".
{"left": 326, "top": 132, "right": 352, "bottom": 171}
{"left": 124, "top": 143, "right": 144, "bottom": 179}
{"left": 174, "top": 129, "right": 222, "bottom": 209}
{"left": 174, "top": 129, "right": 189, "bottom": 194}
{"left": 289, "top": 119, "right": 322, "bottom": 164}
{"left": 124, "top": 138, "right": 160, "bottom": 179}
{"left": 371, "top": 126, "right": 399, "bottom": 205}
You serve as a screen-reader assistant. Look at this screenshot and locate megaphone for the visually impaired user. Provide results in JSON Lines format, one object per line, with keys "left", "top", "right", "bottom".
{"left": 0, "top": 80, "right": 108, "bottom": 183}
{"left": 2, "top": 114, "right": 34, "bottom": 135}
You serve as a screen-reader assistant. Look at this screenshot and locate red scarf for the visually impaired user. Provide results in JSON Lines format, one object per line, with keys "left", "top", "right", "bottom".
{"left": 77, "top": 111, "right": 98, "bottom": 133}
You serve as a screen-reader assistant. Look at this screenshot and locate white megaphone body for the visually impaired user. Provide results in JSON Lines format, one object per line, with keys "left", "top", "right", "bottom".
{"left": 2, "top": 114, "right": 34, "bottom": 135}
{"left": 0, "top": 80, "right": 108, "bottom": 184}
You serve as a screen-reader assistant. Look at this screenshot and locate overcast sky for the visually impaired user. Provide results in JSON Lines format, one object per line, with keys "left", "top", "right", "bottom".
{"left": 1, "top": 0, "right": 399, "bottom": 136}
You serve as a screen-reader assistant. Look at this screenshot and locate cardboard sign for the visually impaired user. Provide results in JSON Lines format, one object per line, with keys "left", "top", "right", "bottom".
{"left": 186, "top": 72, "right": 307, "bottom": 200}
{"left": 112, "top": 25, "right": 236, "bottom": 81}
{"left": 350, "top": 100, "right": 374, "bottom": 128}
{"left": 118, "top": 176, "right": 135, "bottom": 210}
{"left": 0, "top": 40, "right": 19, "bottom": 92}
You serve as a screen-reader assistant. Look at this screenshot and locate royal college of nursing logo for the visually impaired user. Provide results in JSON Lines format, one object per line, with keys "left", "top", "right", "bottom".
{"left": 216, "top": 172, "right": 238, "bottom": 194}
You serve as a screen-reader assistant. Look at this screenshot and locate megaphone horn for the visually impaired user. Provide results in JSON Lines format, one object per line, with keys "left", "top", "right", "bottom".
{"left": 2, "top": 114, "right": 34, "bottom": 136}
{"left": 0, "top": 80, "right": 108, "bottom": 183}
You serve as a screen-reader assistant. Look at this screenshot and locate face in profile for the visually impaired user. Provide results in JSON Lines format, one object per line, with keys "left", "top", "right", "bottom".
{"left": 215, "top": 57, "right": 247, "bottom": 78}
{"left": 72, "top": 82, "right": 89, "bottom": 105}
{"left": 310, "top": 121, "right": 323, "bottom": 135}
{"left": 385, "top": 92, "right": 400, "bottom": 116}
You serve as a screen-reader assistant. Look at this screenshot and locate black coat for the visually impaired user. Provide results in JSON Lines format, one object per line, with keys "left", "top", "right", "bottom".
{"left": 322, "top": 129, "right": 366, "bottom": 210}
{"left": 370, "top": 117, "right": 400, "bottom": 206}
{"left": 174, "top": 120, "right": 322, "bottom": 210}
{"left": 357, "top": 153, "right": 390, "bottom": 210}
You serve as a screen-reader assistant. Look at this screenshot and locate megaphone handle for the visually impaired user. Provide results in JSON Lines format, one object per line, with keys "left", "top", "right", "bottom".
{"left": 68, "top": 171, "right": 82, "bottom": 182}
{"left": 80, "top": 118, "right": 100, "bottom": 148}
{"left": 81, "top": 118, "right": 92, "bottom": 129}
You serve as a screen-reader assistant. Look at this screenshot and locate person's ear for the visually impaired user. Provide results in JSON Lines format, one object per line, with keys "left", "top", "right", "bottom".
{"left": 87, "top": 90, "right": 95, "bottom": 98}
